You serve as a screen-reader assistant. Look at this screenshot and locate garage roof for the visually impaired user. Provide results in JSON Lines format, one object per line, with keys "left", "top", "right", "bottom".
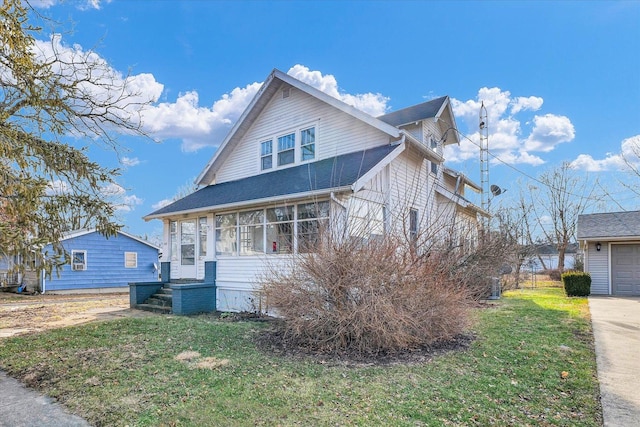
{"left": 577, "top": 211, "right": 640, "bottom": 239}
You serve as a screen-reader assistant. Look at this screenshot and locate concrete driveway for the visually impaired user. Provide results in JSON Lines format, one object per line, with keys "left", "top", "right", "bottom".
{"left": 589, "top": 296, "right": 640, "bottom": 427}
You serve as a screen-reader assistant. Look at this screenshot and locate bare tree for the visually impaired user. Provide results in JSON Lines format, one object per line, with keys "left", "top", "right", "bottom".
{"left": 528, "top": 162, "right": 601, "bottom": 272}
{"left": 1, "top": 0, "right": 154, "bottom": 275}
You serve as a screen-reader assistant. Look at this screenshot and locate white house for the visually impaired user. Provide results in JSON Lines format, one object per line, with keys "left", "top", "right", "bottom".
{"left": 578, "top": 211, "right": 640, "bottom": 296}
{"left": 144, "top": 69, "right": 486, "bottom": 312}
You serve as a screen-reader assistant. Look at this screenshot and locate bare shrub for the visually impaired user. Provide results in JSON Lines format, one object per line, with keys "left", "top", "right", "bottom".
{"left": 260, "top": 233, "right": 474, "bottom": 356}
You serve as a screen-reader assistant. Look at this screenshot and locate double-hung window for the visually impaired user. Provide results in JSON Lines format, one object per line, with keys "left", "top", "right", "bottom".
{"left": 277, "top": 133, "right": 295, "bottom": 166}
{"left": 260, "top": 140, "right": 273, "bottom": 170}
{"left": 300, "top": 127, "right": 315, "bottom": 161}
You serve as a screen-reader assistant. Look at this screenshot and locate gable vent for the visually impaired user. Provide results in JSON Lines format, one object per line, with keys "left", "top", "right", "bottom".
{"left": 282, "top": 88, "right": 290, "bottom": 99}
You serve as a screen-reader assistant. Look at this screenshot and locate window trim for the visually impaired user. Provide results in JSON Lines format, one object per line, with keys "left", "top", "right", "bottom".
{"left": 260, "top": 139, "right": 273, "bottom": 171}
{"left": 124, "top": 251, "right": 138, "bottom": 268}
{"left": 257, "top": 123, "right": 317, "bottom": 173}
{"left": 71, "top": 250, "right": 87, "bottom": 271}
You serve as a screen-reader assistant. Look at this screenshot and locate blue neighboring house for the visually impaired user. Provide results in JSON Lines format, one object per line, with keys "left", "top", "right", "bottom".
{"left": 32, "top": 229, "right": 160, "bottom": 293}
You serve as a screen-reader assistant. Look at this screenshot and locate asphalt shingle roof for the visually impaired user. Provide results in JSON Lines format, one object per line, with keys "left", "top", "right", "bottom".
{"left": 577, "top": 211, "right": 640, "bottom": 239}
{"left": 377, "top": 96, "right": 448, "bottom": 127}
{"left": 147, "top": 144, "right": 398, "bottom": 218}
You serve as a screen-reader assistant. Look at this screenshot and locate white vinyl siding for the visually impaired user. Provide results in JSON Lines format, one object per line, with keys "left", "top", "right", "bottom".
{"left": 215, "top": 88, "right": 391, "bottom": 183}
{"left": 587, "top": 242, "right": 609, "bottom": 294}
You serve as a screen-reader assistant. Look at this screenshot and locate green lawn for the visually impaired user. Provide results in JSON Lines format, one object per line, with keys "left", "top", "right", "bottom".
{"left": 0, "top": 287, "right": 601, "bottom": 426}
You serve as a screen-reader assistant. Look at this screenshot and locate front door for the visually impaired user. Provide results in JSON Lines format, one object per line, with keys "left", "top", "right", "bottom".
{"left": 180, "top": 220, "right": 197, "bottom": 279}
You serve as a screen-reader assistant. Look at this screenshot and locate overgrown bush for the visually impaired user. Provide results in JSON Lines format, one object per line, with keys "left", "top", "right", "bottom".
{"left": 562, "top": 271, "right": 591, "bottom": 296}
{"left": 260, "top": 234, "right": 477, "bottom": 356}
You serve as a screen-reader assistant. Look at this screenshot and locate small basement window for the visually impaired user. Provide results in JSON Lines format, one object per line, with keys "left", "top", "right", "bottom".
{"left": 72, "top": 250, "right": 87, "bottom": 271}
{"left": 125, "top": 252, "right": 138, "bottom": 268}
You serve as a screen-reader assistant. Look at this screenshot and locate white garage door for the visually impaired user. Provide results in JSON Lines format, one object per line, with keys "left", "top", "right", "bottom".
{"left": 611, "top": 244, "right": 640, "bottom": 296}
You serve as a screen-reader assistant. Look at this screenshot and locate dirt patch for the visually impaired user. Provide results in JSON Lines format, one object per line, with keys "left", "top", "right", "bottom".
{"left": 255, "top": 325, "right": 475, "bottom": 367}
{"left": 0, "top": 292, "right": 154, "bottom": 338}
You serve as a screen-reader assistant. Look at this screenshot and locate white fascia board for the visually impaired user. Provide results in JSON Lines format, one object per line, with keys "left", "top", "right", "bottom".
{"left": 435, "top": 186, "right": 490, "bottom": 218}
{"left": 195, "top": 69, "right": 401, "bottom": 187}
{"left": 443, "top": 167, "right": 482, "bottom": 193}
{"left": 195, "top": 71, "right": 277, "bottom": 186}
{"left": 351, "top": 143, "right": 406, "bottom": 193}
{"left": 434, "top": 98, "right": 460, "bottom": 146}
{"left": 61, "top": 228, "right": 160, "bottom": 250}
{"left": 273, "top": 70, "right": 401, "bottom": 138}
{"left": 143, "top": 186, "right": 353, "bottom": 221}
{"left": 401, "top": 130, "right": 444, "bottom": 163}
{"left": 579, "top": 236, "right": 640, "bottom": 242}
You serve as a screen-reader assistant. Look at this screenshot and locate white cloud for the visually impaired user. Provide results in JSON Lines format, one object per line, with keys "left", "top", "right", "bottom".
{"left": 152, "top": 199, "right": 173, "bottom": 210}
{"left": 287, "top": 65, "right": 389, "bottom": 117}
{"left": 511, "top": 96, "right": 543, "bottom": 114}
{"left": 570, "top": 135, "right": 640, "bottom": 172}
{"left": 122, "top": 156, "right": 140, "bottom": 167}
{"left": 80, "top": 0, "right": 112, "bottom": 10}
{"left": 30, "top": 0, "right": 57, "bottom": 8}
{"left": 101, "top": 183, "right": 126, "bottom": 196}
{"left": 448, "top": 87, "right": 576, "bottom": 166}
{"left": 19, "top": 34, "right": 389, "bottom": 153}
{"left": 45, "top": 180, "right": 70, "bottom": 196}
{"left": 523, "top": 114, "right": 575, "bottom": 153}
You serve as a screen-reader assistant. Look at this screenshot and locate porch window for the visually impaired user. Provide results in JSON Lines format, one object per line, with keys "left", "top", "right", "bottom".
{"left": 215, "top": 213, "right": 237, "bottom": 256}
{"left": 170, "top": 221, "right": 178, "bottom": 261}
{"left": 277, "top": 133, "right": 295, "bottom": 166}
{"left": 267, "top": 206, "right": 294, "bottom": 254}
{"left": 297, "top": 201, "right": 329, "bottom": 253}
{"left": 71, "top": 250, "right": 87, "bottom": 271}
{"left": 260, "top": 140, "right": 272, "bottom": 170}
{"left": 199, "top": 217, "right": 208, "bottom": 257}
{"left": 239, "top": 210, "right": 264, "bottom": 255}
{"left": 300, "top": 127, "right": 315, "bottom": 161}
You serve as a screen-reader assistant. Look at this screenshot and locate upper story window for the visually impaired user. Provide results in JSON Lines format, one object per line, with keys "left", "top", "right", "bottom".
{"left": 300, "top": 127, "right": 315, "bottom": 161}
{"left": 260, "top": 140, "right": 273, "bottom": 170}
{"left": 277, "top": 133, "right": 295, "bottom": 166}
{"left": 260, "top": 125, "right": 316, "bottom": 171}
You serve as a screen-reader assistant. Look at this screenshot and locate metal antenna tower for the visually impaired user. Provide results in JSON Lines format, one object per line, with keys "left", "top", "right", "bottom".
{"left": 479, "top": 101, "right": 489, "bottom": 213}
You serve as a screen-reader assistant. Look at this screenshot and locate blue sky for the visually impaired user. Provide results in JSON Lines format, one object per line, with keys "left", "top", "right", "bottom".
{"left": 27, "top": 0, "right": 640, "bottom": 240}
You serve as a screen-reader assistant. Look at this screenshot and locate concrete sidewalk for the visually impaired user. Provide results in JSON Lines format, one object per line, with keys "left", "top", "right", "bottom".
{"left": 589, "top": 296, "right": 640, "bottom": 427}
{"left": 0, "top": 370, "right": 89, "bottom": 427}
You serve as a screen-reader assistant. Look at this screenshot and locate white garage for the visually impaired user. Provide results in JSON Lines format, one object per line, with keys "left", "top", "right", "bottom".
{"left": 578, "top": 211, "right": 640, "bottom": 296}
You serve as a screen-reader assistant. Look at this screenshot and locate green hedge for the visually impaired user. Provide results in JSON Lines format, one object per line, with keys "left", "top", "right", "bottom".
{"left": 561, "top": 271, "right": 591, "bottom": 297}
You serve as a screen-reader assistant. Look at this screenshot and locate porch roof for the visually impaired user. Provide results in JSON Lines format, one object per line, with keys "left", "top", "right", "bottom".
{"left": 145, "top": 144, "right": 398, "bottom": 220}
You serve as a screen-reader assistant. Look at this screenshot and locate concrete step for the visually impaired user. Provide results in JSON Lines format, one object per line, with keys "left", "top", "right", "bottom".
{"left": 135, "top": 303, "right": 172, "bottom": 314}
{"left": 155, "top": 288, "right": 173, "bottom": 296}
{"left": 146, "top": 296, "right": 172, "bottom": 307}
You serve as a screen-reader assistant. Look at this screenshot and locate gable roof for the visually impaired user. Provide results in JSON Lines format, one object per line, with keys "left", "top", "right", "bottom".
{"left": 377, "top": 96, "right": 448, "bottom": 126}
{"left": 61, "top": 229, "right": 160, "bottom": 250}
{"left": 377, "top": 96, "right": 460, "bottom": 146}
{"left": 195, "top": 69, "right": 401, "bottom": 186}
{"left": 146, "top": 144, "right": 402, "bottom": 220}
{"left": 577, "top": 211, "right": 640, "bottom": 240}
